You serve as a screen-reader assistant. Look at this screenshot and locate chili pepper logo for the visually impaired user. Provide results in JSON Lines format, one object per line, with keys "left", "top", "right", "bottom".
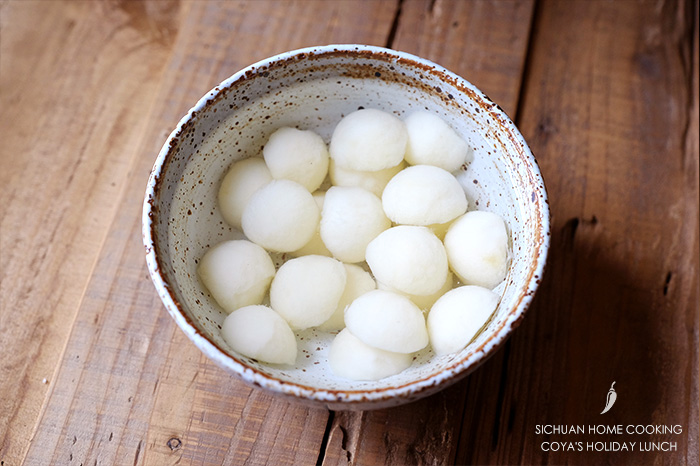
{"left": 600, "top": 382, "right": 617, "bottom": 414}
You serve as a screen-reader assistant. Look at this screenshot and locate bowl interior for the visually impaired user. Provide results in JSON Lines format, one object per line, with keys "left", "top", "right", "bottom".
{"left": 145, "top": 46, "right": 549, "bottom": 407}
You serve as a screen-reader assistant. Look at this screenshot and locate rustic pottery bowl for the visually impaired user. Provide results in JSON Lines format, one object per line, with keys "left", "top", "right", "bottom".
{"left": 142, "top": 44, "right": 550, "bottom": 410}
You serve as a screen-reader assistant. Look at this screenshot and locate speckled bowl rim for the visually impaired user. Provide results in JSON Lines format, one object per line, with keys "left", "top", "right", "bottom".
{"left": 142, "top": 44, "right": 550, "bottom": 408}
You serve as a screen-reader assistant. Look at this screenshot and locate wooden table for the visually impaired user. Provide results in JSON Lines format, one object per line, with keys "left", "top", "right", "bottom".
{"left": 1, "top": 0, "right": 698, "bottom": 464}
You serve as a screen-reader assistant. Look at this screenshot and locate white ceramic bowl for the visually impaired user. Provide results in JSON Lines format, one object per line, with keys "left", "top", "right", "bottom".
{"left": 142, "top": 45, "right": 550, "bottom": 410}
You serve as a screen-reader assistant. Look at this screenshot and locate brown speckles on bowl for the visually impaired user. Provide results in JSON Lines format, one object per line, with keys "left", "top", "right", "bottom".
{"left": 142, "top": 45, "right": 550, "bottom": 410}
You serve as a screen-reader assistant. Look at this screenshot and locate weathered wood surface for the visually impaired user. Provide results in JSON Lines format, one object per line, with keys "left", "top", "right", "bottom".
{"left": 1, "top": 0, "right": 697, "bottom": 465}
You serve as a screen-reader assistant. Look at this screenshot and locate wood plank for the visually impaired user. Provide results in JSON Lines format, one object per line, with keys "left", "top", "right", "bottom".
{"left": 391, "top": 0, "right": 535, "bottom": 117}
{"left": 320, "top": 1, "right": 536, "bottom": 464}
{"left": 455, "top": 0, "right": 698, "bottom": 464}
{"left": 0, "top": 1, "right": 182, "bottom": 463}
{"left": 20, "top": 1, "right": 400, "bottom": 465}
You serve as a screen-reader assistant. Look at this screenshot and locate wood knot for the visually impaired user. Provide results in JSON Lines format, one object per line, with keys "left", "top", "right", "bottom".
{"left": 167, "top": 437, "right": 182, "bottom": 451}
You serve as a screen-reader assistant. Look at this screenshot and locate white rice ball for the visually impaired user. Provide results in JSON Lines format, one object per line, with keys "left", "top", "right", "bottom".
{"left": 222, "top": 305, "right": 297, "bottom": 365}
{"left": 427, "top": 286, "right": 499, "bottom": 356}
{"left": 197, "top": 240, "right": 276, "bottom": 314}
{"left": 378, "top": 271, "right": 454, "bottom": 312}
{"left": 382, "top": 165, "right": 468, "bottom": 225}
{"left": 291, "top": 191, "right": 332, "bottom": 257}
{"left": 218, "top": 157, "right": 272, "bottom": 229}
{"left": 320, "top": 186, "right": 391, "bottom": 263}
{"left": 263, "top": 126, "right": 330, "bottom": 192}
{"left": 241, "top": 179, "right": 320, "bottom": 252}
{"left": 318, "top": 263, "right": 376, "bottom": 331}
{"left": 329, "top": 108, "right": 407, "bottom": 172}
{"left": 444, "top": 211, "right": 509, "bottom": 289}
{"left": 329, "top": 159, "right": 406, "bottom": 197}
{"left": 269, "top": 255, "right": 347, "bottom": 330}
{"left": 404, "top": 111, "right": 470, "bottom": 172}
{"left": 365, "top": 225, "right": 448, "bottom": 296}
{"left": 329, "top": 328, "right": 413, "bottom": 381}
{"left": 344, "top": 289, "right": 429, "bottom": 353}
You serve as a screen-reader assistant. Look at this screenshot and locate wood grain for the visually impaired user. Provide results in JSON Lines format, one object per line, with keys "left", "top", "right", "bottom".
{"left": 392, "top": 0, "right": 535, "bottom": 117}
{"left": 0, "top": 0, "right": 182, "bottom": 462}
{"left": 15, "top": 1, "right": 398, "bottom": 465}
{"left": 457, "top": 0, "right": 699, "bottom": 464}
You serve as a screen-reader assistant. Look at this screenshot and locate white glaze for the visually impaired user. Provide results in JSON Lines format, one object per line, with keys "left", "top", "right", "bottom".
{"left": 142, "top": 44, "right": 550, "bottom": 410}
